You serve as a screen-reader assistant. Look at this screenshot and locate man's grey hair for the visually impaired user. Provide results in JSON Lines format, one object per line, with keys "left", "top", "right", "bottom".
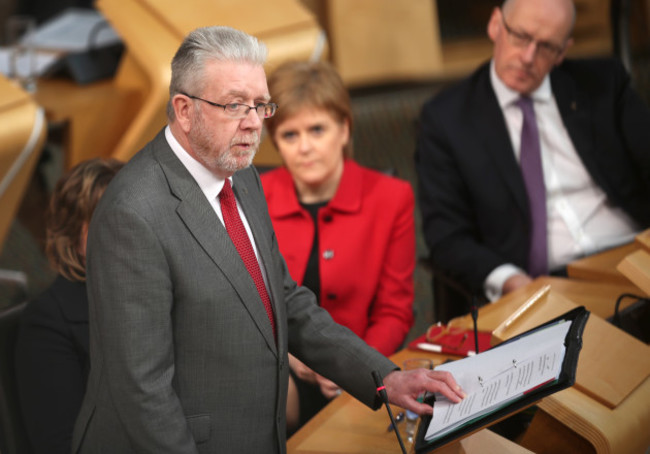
{"left": 166, "top": 26, "right": 268, "bottom": 120}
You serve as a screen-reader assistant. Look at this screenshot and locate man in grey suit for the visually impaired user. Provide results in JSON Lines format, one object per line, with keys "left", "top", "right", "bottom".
{"left": 72, "top": 26, "right": 465, "bottom": 453}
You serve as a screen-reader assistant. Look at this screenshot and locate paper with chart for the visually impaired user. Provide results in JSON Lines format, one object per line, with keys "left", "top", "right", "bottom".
{"left": 425, "top": 320, "right": 572, "bottom": 441}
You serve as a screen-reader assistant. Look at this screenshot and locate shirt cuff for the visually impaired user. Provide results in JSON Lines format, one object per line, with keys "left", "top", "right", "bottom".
{"left": 483, "top": 264, "right": 526, "bottom": 302}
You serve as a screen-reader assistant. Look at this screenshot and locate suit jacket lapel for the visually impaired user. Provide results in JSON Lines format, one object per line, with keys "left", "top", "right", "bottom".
{"left": 232, "top": 171, "right": 285, "bottom": 348}
{"left": 472, "top": 66, "right": 529, "bottom": 215}
{"left": 153, "top": 133, "right": 278, "bottom": 354}
{"left": 551, "top": 67, "right": 603, "bottom": 187}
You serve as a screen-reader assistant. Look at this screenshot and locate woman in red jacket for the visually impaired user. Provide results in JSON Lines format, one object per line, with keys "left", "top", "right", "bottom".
{"left": 261, "top": 60, "right": 415, "bottom": 432}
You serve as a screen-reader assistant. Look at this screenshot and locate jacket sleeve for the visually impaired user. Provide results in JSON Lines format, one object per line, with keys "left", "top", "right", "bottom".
{"left": 415, "top": 98, "right": 513, "bottom": 295}
{"left": 363, "top": 181, "right": 415, "bottom": 355}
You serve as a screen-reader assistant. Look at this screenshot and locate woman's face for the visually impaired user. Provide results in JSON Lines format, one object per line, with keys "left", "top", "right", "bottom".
{"left": 272, "top": 108, "right": 349, "bottom": 197}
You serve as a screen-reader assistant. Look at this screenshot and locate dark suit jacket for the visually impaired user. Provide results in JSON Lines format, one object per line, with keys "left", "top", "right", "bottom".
{"left": 416, "top": 58, "right": 650, "bottom": 297}
{"left": 15, "top": 275, "right": 89, "bottom": 454}
{"left": 72, "top": 129, "right": 396, "bottom": 454}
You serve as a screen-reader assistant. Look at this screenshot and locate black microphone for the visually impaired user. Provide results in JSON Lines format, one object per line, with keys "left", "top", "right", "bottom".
{"left": 372, "top": 371, "right": 408, "bottom": 454}
{"left": 471, "top": 296, "right": 480, "bottom": 354}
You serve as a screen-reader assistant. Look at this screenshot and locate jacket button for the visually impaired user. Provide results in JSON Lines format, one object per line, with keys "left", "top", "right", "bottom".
{"left": 323, "top": 214, "right": 333, "bottom": 222}
{"left": 323, "top": 249, "right": 334, "bottom": 260}
{"left": 327, "top": 293, "right": 337, "bottom": 300}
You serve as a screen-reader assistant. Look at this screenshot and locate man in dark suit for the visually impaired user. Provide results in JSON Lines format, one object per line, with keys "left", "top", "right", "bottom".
{"left": 71, "top": 26, "right": 465, "bottom": 454}
{"left": 416, "top": 0, "right": 650, "bottom": 317}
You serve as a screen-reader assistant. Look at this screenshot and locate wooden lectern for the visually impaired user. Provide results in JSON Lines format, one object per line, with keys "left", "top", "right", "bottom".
{"left": 617, "top": 230, "right": 650, "bottom": 295}
{"left": 458, "top": 278, "right": 650, "bottom": 454}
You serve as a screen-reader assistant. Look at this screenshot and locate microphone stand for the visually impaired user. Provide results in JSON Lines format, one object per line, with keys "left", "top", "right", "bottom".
{"left": 471, "top": 296, "right": 480, "bottom": 354}
{"left": 372, "top": 371, "right": 408, "bottom": 454}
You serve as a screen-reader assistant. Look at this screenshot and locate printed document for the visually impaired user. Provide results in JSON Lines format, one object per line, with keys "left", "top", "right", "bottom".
{"left": 425, "top": 320, "right": 572, "bottom": 441}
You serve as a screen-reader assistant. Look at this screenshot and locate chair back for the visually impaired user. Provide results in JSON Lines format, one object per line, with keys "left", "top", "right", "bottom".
{"left": 0, "top": 301, "right": 32, "bottom": 454}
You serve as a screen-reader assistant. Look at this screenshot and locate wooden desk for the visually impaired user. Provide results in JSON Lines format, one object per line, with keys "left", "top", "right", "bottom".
{"left": 288, "top": 277, "right": 649, "bottom": 453}
{"left": 287, "top": 348, "right": 532, "bottom": 454}
{"left": 567, "top": 242, "right": 644, "bottom": 288}
{"left": 453, "top": 278, "right": 650, "bottom": 454}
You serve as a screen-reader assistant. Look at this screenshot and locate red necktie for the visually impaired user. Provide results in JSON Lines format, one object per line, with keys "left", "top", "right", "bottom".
{"left": 517, "top": 96, "right": 548, "bottom": 276}
{"left": 219, "top": 179, "right": 276, "bottom": 339}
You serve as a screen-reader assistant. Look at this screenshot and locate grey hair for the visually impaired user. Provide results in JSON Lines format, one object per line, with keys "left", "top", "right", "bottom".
{"left": 166, "top": 26, "right": 268, "bottom": 121}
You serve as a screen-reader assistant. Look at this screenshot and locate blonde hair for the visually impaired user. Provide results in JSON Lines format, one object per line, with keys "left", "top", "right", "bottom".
{"left": 46, "top": 158, "right": 123, "bottom": 281}
{"left": 265, "top": 60, "right": 354, "bottom": 158}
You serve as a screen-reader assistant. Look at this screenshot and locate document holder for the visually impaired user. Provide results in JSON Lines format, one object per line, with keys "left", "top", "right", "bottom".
{"left": 413, "top": 306, "right": 589, "bottom": 454}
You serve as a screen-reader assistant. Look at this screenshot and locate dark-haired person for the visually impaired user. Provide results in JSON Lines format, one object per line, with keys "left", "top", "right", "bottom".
{"left": 15, "top": 158, "right": 123, "bottom": 454}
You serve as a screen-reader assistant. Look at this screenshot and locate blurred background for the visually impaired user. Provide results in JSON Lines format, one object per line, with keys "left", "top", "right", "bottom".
{"left": 1, "top": 0, "right": 649, "bottom": 343}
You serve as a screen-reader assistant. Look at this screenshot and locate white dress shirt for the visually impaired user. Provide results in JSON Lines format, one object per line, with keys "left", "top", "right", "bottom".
{"left": 484, "top": 62, "right": 641, "bottom": 301}
{"left": 165, "top": 126, "right": 270, "bottom": 278}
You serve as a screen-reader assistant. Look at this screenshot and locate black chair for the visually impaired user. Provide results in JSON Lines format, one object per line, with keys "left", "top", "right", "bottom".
{"left": 0, "top": 301, "right": 33, "bottom": 454}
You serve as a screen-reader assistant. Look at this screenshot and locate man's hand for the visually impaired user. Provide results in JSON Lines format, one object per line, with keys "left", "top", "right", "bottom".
{"left": 502, "top": 274, "right": 533, "bottom": 295}
{"left": 382, "top": 369, "right": 465, "bottom": 415}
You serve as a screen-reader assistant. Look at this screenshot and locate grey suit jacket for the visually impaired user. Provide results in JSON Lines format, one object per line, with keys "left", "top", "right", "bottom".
{"left": 72, "top": 129, "right": 396, "bottom": 454}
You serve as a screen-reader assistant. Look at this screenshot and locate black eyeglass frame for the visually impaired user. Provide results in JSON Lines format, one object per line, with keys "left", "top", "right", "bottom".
{"left": 500, "top": 13, "right": 567, "bottom": 60}
{"left": 179, "top": 92, "right": 278, "bottom": 119}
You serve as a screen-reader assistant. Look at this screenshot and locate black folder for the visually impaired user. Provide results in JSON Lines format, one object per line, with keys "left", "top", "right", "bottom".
{"left": 414, "top": 306, "right": 589, "bottom": 453}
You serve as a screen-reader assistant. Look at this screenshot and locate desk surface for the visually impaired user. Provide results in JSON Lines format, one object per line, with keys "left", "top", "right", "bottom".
{"left": 287, "top": 348, "right": 532, "bottom": 454}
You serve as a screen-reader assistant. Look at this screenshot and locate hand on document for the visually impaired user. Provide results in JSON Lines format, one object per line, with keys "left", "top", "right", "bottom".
{"left": 424, "top": 320, "right": 572, "bottom": 442}
{"left": 383, "top": 368, "right": 466, "bottom": 416}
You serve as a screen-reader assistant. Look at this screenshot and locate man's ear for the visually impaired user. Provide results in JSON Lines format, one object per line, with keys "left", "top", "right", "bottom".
{"left": 555, "top": 37, "right": 574, "bottom": 66}
{"left": 487, "top": 7, "right": 501, "bottom": 43}
{"left": 172, "top": 94, "right": 194, "bottom": 133}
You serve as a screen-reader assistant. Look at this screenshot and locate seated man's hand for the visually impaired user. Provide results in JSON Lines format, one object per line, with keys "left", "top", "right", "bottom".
{"left": 502, "top": 273, "right": 533, "bottom": 296}
{"left": 383, "top": 368, "right": 465, "bottom": 415}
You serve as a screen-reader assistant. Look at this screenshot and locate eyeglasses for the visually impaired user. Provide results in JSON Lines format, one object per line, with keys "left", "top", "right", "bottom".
{"left": 181, "top": 92, "right": 278, "bottom": 119}
{"left": 501, "top": 14, "right": 566, "bottom": 60}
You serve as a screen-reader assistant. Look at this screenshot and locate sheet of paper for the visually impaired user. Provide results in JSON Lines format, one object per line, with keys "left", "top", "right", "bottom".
{"left": 425, "top": 320, "right": 571, "bottom": 441}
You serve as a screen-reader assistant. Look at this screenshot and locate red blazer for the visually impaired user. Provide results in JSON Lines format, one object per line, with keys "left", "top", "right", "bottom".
{"left": 261, "top": 160, "right": 415, "bottom": 355}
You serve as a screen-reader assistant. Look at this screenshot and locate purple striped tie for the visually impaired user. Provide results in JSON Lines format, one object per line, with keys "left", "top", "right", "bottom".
{"left": 517, "top": 96, "right": 548, "bottom": 276}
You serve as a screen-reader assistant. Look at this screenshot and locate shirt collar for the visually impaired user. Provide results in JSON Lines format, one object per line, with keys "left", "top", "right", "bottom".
{"left": 165, "top": 126, "right": 232, "bottom": 199}
{"left": 489, "top": 59, "right": 553, "bottom": 108}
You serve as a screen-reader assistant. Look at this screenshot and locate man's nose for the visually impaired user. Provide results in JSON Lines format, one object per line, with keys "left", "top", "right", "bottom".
{"left": 521, "top": 41, "right": 538, "bottom": 63}
{"left": 240, "top": 108, "right": 263, "bottom": 129}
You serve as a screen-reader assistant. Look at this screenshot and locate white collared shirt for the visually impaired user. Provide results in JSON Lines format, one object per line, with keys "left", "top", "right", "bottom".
{"left": 484, "top": 62, "right": 640, "bottom": 301}
{"left": 165, "top": 126, "right": 267, "bottom": 270}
